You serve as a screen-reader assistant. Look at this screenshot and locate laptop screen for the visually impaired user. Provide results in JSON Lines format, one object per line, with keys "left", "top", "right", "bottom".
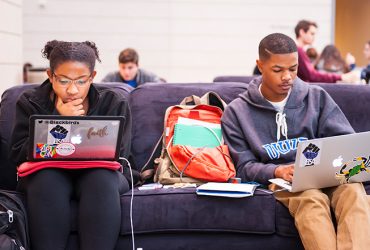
{"left": 28, "top": 115, "right": 125, "bottom": 161}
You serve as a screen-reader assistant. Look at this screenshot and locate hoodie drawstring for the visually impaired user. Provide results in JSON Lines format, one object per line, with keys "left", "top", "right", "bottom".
{"left": 276, "top": 112, "right": 288, "bottom": 141}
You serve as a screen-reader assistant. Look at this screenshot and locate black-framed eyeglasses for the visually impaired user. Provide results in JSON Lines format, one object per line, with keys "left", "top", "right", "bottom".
{"left": 53, "top": 74, "right": 92, "bottom": 87}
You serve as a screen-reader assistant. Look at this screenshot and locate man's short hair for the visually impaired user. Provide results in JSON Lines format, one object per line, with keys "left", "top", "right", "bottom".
{"left": 119, "top": 48, "right": 139, "bottom": 64}
{"left": 258, "top": 33, "right": 297, "bottom": 61}
{"left": 294, "top": 20, "right": 318, "bottom": 38}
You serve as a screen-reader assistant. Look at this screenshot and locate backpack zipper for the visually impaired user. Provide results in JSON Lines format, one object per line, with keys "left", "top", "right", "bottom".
{"left": 11, "top": 238, "right": 26, "bottom": 250}
{"left": 0, "top": 209, "right": 14, "bottom": 223}
{"left": 7, "top": 210, "right": 14, "bottom": 223}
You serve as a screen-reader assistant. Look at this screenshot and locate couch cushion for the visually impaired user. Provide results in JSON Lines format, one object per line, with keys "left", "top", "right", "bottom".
{"left": 0, "top": 84, "right": 39, "bottom": 189}
{"left": 117, "top": 233, "right": 303, "bottom": 250}
{"left": 364, "top": 182, "right": 370, "bottom": 194}
{"left": 317, "top": 83, "right": 370, "bottom": 132}
{"left": 213, "top": 75, "right": 256, "bottom": 84}
{"left": 275, "top": 201, "right": 299, "bottom": 237}
{"left": 120, "top": 188, "right": 276, "bottom": 235}
{"left": 129, "top": 82, "right": 249, "bottom": 170}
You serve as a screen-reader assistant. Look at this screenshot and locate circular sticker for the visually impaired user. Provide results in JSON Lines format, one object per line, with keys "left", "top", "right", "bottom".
{"left": 56, "top": 143, "right": 76, "bottom": 156}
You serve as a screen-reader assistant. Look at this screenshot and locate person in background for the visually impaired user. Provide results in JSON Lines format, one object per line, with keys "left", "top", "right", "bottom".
{"left": 221, "top": 33, "right": 370, "bottom": 250}
{"left": 11, "top": 40, "right": 133, "bottom": 250}
{"left": 361, "top": 40, "right": 370, "bottom": 83}
{"left": 102, "top": 48, "right": 162, "bottom": 87}
{"left": 295, "top": 20, "right": 357, "bottom": 83}
{"left": 315, "top": 44, "right": 354, "bottom": 74}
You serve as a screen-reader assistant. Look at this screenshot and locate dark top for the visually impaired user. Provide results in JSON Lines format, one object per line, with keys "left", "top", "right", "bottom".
{"left": 101, "top": 68, "right": 161, "bottom": 87}
{"left": 10, "top": 80, "right": 132, "bottom": 166}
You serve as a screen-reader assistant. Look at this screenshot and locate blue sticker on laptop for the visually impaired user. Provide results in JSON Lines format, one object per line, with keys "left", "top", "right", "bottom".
{"left": 47, "top": 124, "right": 71, "bottom": 144}
{"left": 300, "top": 142, "right": 322, "bottom": 167}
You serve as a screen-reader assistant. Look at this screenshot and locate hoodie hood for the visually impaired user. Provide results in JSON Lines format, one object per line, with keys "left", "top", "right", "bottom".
{"left": 239, "top": 76, "right": 309, "bottom": 111}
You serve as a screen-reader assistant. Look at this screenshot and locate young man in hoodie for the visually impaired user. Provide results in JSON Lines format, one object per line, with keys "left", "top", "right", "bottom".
{"left": 221, "top": 33, "right": 370, "bottom": 250}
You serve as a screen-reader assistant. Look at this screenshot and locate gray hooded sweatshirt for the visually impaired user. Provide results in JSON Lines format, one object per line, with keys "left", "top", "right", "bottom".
{"left": 221, "top": 77, "right": 354, "bottom": 185}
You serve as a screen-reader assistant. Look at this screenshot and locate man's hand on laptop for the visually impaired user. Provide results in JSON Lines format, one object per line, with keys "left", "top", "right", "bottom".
{"left": 56, "top": 97, "right": 85, "bottom": 116}
{"left": 274, "top": 164, "right": 294, "bottom": 182}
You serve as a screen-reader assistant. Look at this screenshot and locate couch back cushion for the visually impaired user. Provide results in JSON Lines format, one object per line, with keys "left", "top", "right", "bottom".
{"left": 213, "top": 75, "right": 256, "bottom": 83}
{"left": 0, "top": 84, "right": 38, "bottom": 189}
{"left": 0, "top": 82, "right": 132, "bottom": 190}
{"left": 317, "top": 83, "right": 370, "bottom": 133}
{"left": 129, "top": 82, "right": 249, "bottom": 170}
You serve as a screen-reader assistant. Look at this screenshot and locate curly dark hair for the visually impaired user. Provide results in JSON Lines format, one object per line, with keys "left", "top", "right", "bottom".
{"left": 259, "top": 33, "right": 297, "bottom": 61}
{"left": 41, "top": 40, "right": 101, "bottom": 73}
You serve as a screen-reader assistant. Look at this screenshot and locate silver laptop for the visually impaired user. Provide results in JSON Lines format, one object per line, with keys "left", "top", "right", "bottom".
{"left": 269, "top": 131, "right": 370, "bottom": 192}
{"left": 29, "top": 115, "right": 125, "bottom": 161}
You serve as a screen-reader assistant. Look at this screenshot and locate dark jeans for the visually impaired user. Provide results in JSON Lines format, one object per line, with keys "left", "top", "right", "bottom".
{"left": 18, "top": 168, "right": 129, "bottom": 250}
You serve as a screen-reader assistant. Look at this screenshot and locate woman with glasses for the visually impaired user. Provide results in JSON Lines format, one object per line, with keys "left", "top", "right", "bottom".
{"left": 10, "top": 40, "right": 132, "bottom": 250}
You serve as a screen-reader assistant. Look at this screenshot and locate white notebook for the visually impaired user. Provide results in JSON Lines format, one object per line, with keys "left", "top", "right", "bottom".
{"left": 196, "top": 182, "right": 257, "bottom": 198}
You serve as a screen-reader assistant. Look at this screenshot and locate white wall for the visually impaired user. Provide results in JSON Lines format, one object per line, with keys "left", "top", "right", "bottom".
{"left": 23, "top": 0, "right": 333, "bottom": 83}
{"left": 0, "top": 0, "right": 22, "bottom": 96}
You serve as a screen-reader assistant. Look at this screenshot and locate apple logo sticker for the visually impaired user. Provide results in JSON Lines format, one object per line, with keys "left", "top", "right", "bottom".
{"left": 332, "top": 155, "right": 343, "bottom": 168}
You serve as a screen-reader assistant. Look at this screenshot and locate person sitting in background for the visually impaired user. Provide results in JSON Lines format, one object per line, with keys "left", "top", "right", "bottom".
{"left": 315, "top": 45, "right": 355, "bottom": 74}
{"left": 361, "top": 41, "right": 370, "bottom": 84}
{"left": 102, "top": 48, "right": 162, "bottom": 87}
{"left": 295, "top": 20, "right": 357, "bottom": 83}
{"left": 306, "top": 46, "right": 319, "bottom": 63}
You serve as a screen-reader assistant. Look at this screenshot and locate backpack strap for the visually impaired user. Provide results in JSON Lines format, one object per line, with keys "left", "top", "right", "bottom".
{"left": 199, "top": 91, "right": 227, "bottom": 111}
{"left": 139, "top": 134, "right": 163, "bottom": 183}
{"left": 179, "top": 95, "right": 202, "bottom": 106}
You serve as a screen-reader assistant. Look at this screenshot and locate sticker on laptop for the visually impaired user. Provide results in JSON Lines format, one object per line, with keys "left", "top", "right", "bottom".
{"left": 56, "top": 143, "right": 76, "bottom": 156}
{"left": 36, "top": 143, "right": 57, "bottom": 159}
{"left": 299, "top": 142, "right": 322, "bottom": 167}
{"left": 335, "top": 156, "right": 370, "bottom": 184}
{"left": 87, "top": 126, "right": 108, "bottom": 139}
{"left": 47, "top": 124, "right": 71, "bottom": 144}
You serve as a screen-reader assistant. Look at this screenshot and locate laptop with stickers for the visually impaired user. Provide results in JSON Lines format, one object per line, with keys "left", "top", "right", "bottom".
{"left": 269, "top": 131, "right": 370, "bottom": 192}
{"left": 28, "top": 115, "right": 125, "bottom": 161}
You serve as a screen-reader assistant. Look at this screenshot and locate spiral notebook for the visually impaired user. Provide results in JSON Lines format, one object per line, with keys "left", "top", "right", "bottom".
{"left": 172, "top": 120, "right": 222, "bottom": 148}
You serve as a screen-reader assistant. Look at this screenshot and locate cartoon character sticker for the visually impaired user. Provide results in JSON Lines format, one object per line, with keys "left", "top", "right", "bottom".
{"left": 36, "top": 143, "right": 57, "bottom": 158}
{"left": 335, "top": 157, "right": 370, "bottom": 184}
{"left": 299, "top": 142, "right": 322, "bottom": 167}
{"left": 47, "top": 124, "right": 71, "bottom": 144}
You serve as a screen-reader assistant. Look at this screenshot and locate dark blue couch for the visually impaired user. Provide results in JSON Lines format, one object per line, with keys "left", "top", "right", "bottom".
{"left": 1, "top": 80, "right": 370, "bottom": 250}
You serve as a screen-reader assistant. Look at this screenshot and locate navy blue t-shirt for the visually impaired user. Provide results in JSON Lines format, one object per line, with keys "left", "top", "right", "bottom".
{"left": 125, "top": 79, "right": 137, "bottom": 88}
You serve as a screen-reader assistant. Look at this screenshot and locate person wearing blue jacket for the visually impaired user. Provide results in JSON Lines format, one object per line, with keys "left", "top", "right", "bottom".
{"left": 221, "top": 33, "right": 370, "bottom": 250}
